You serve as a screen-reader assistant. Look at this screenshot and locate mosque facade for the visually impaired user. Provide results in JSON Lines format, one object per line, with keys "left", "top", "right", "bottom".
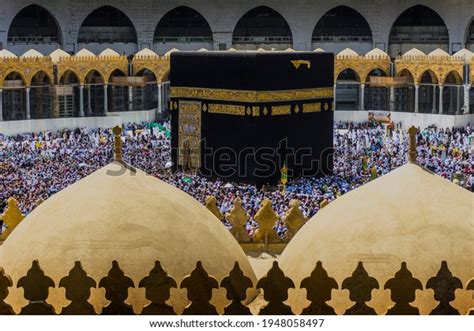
{"left": 0, "top": 0, "right": 473, "bottom": 134}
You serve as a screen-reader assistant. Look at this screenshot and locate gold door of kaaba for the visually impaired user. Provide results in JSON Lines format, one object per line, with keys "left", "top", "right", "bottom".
{"left": 178, "top": 101, "right": 201, "bottom": 169}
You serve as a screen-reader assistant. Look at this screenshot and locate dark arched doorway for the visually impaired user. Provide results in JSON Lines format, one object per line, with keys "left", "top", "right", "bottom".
{"left": 154, "top": 6, "right": 213, "bottom": 52}
{"left": 2, "top": 72, "right": 26, "bottom": 121}
{"left": 8, "top": 5, "right": 62, "bottom": 53}
{"left": 78, "top": 6, "right": 137, "bottom": 54}
{"left": 389, "top": 5, "right": 449, "bottom": 57}
{"left": 312, "top": 6, "right": 373, "bottom": 54}
{"left": 232, "top": 6, "right": 293, "bottom": 50}
{"left": 336, "top": 69, "right": 360, "bottom": 110}
{"left": 30, "top": 71, "right": 53, "bottom": 119}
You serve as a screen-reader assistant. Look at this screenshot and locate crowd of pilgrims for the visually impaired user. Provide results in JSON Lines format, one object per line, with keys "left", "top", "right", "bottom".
{"left": 0, "top": 121, "right": 472, "bottom": 237}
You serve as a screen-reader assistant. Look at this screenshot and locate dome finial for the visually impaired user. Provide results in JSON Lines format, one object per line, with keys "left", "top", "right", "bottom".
{"left": 408, "top": 126, "right": 417, "bottom": 164}
{"left": 112, "top": 126, "right": 122, "bottom": 161}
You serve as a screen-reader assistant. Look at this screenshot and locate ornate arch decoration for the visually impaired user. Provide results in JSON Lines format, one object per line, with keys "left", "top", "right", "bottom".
{"left": 363, "top": 67, "right": 389, "bottom": 83}
{"left": 335, "top": 67, "right": 361, "bottom": 82}
{"left": 59, "top": 70, "right": 81, "bottom": 85}
{"left": 0, "top": 70, "right": 27, "bottom": 88}
{"left": 29, "top": 70, "right": 53, "bottom": 87}
{"left": 132, "top": 56, "right": 170, "bottom": 83}
{"left": 442, "top": 70, "right": 463, "bottom": 85}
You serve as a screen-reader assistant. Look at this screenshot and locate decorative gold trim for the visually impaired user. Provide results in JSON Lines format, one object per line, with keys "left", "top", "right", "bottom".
{"left": 180, "top": 101, "right": 201, "bottom": 112}
{"left": 272, "top": 105, "right": 291, "bottom": 115}
{"left": 170, "top": 87, "right": 333, "bottom": 102}
{"left": 303, "top": 103, "right": 321, "bottom": 113}
{"left": 208, "top": 103, "right": 246, "bottom": 115}
{"left": 252, "top": 106, "right": 260, "bottom": 116}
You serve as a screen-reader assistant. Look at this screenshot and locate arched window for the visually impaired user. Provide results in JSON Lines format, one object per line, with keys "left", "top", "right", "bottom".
{"left": 8, "top": 5, "right": 61, "bottom": 45}
{"left": 30, "top": 71, "right": 53, "bottom": 119}
{"left": 335, "top": 69, "right": 360, "bottom": 111}
{"left": 154, "top": 6, "right": 212, "bottom": 44}
{"left": 312, "top": 6, "right": 372, "bottom": 44}
{"left": 2, "top": 72, "right": 26, "bottom": 121}
{"left": 78, "top": 6, "right": 137, "bottom": 44}
{"left": 389, "top": 5, "right": 449, "bottom": 57}
{"left": 232, "top": 6, "right": 292, "bottom": 49}
{"left": 364, "top": 69, "right": 389, "bottom": 111}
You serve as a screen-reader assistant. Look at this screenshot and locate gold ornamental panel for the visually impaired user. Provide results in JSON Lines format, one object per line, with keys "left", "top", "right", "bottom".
{"left": 132, "top": 57, "right": 170, "bottom": 83}
{"left": 395, "top": 57, "right": 464, "bottom": 85}
{"left": 335, "top": 56, "right": 391, "bottom": 83}
{"left": 170, "top": 87, "right": 333, "bottom": 103}
{"left": 208, "top": 103, "right": 246, "bottom": 115}
{"left": 0, "top": 57, "right": 53, "bottom": 87}
{"left": 272, "top": 105, "right": 291, "bottom": 115}
{"left": 56, "top": 55, "right": 129, "bottom": 85}
{"left": 178, "top": 101, "right": 202, "bottom": 169}
{"left": 303, "top": 103, "right": 322, "bottom": 113}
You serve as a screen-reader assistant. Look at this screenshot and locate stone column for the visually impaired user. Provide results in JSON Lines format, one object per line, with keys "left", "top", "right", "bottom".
{"left": 438, "top": 85, "right": 444, "bottom": 115}
{"left": 25, "top": 87, "right": 31, "bottom": 120}
{"left": 157, "top": 83, "right": 162, "bottom": 113}
{"left": 432, "top": 85, "right": 437, "bottom": 114}
{"left": 389, "top": 87, "right": 395, "bottom": 112}
{"left": 103, "top": 84, "right": 108, "bottom": 113}
{"left": 463, "top": 84, "right": 471, "bottom": 114}
{"left": 79, "top": 85, "right": 84, "bottom": 117}
{"left": 87, "top": 85, "right": 92, "bottom": 115}
{"left": 128, "top": 86, "right": 133, "bottom": 111}
{"left": 360, "top": 83, "right": 365, "bottom": 111}
{"left": 414, "top": 84, "right": 419, "bottom": 113}
{"left": 333, "top": 83, "right": 337, "bottom": 111}
{"left": 455, "top": 86, "right": 461, "bottom": 115}
{"left": 0, "top": 88, "right": 3, "bottom": 121}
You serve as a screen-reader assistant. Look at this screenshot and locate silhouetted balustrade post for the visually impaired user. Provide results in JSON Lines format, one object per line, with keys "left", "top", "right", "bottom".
{"left": 384, "top": 262, "right": 422, "bottom": 315}
{"left": 59, "top": 261, "right": 96, "bottom": 314}
{"left": 99, "top": 261, "right": 135, "bottom": 315}
{"left": 221, "top": 262, "right": 253, "bottom": 315}
{"left": 426, "top": 261, "right": 462, "bottom": 315}
{"left": 0, "top": 267, "right": 14, "bottom": 315}
{"left": 17, "top": 260, "right": 55, "bottom": 314}
{"left": 342, "top": 262, "right": 379, "bottom": 314}
{"left": 257, "top": 261, "right": 294, "bottom": 315}
{"left": 300, "top": 261, "right": 338, "bottom": 315}
{"left": 138, "top": 261, "right": 177, "bottom": 315}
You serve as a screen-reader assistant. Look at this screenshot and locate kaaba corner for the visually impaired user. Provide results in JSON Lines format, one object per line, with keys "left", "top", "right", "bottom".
{"left": 170, "top": 51, "right": 335, "bottom": 186}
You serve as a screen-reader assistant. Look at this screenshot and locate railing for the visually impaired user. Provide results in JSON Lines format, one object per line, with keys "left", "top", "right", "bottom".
{"left": 0, "top": 259, "right": 471, "bottom": 315}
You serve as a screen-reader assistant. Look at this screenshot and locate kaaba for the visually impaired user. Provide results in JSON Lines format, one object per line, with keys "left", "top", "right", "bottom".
{"left": 170, "top": 51, "right": 334, "bottom": 186}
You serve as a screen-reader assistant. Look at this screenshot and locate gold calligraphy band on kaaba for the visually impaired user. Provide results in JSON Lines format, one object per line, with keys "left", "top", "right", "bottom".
{"left": 170, "top": 87, "right": 333, "bottom": 103}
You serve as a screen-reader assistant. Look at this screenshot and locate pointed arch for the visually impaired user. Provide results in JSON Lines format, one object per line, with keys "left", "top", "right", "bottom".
{"left": 154, "top": 6, "right": 213, "bottom": 44}
{"left": 8, "top": 4, "right": 62, "bottom": 45}
{"left": 466, "top": 17, "right": 474, "bottom": 50}
{"left": 389, "top": 5, "right": 449, "bottom": 57}
{"left": 78, "top": 6, "right": 137, "bottom": 44}
{"left": 232, "top": 6, "right": 293, "bottom": 50}
{"left": 312, "top": 6, "right": 372, "bottom": 45}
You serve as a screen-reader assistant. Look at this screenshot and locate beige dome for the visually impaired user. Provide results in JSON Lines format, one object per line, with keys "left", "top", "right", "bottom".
{"left": 21, "top": 49, "right": 43, "bottom": 58}
{"left": 49, "top": 49, "right": 71, "bottom": 64}
{"left": 280, "top": 163, "right": 473, "bottom": 314}
{"left": 75, "top": 48, "right": 96, "bottom": 58}
{"left": 0, "top": 162, "right": 257, "bottom": 314}
{"left": 337, "top": 48, "right": 359, "bottom": 58}
{"left": 402, "top": 48, "right": 426, "bottom": 58}
{"left": 135, "top": 48, "right": 159, "bottom": 58}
